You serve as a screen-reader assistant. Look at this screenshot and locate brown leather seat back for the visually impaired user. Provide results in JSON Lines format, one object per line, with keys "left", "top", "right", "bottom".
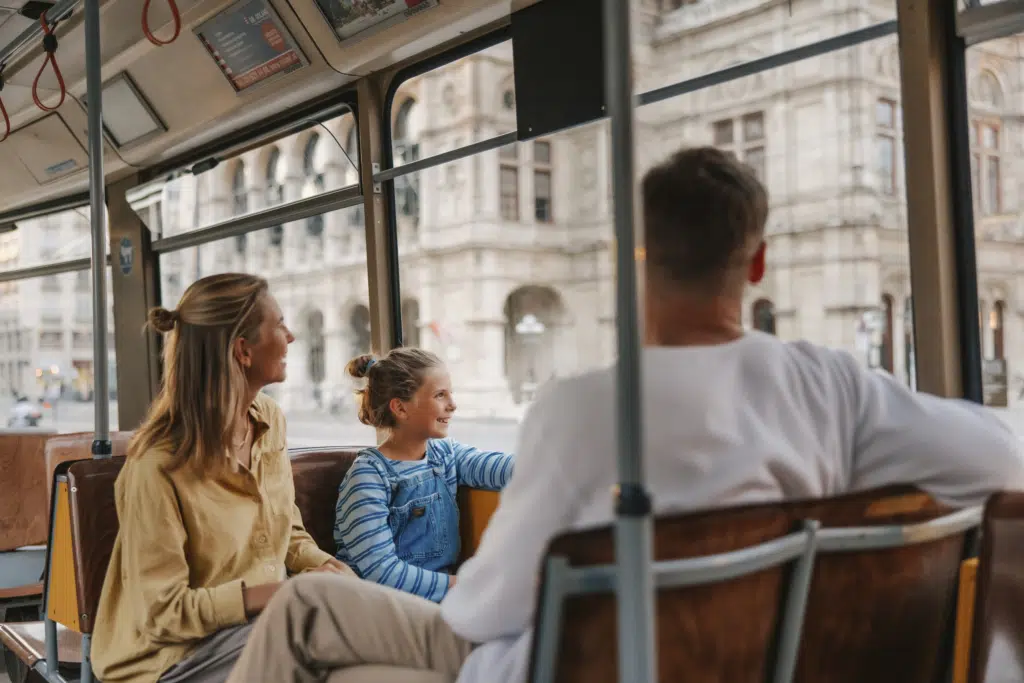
{"left": 969, "top": 492, "right": 1024, "bottom": 683}
{"left": 44, "top": 431, "right": 132, "bottom": 508}
{"left": 533, "top": 486, "right": 969, "bottom": 683}
{"left": 289, "top": 447, "right": 365, "bottom": 555}
{"left": 65, "top": 456, "right": 126, "bottom": 634}
{"left": 0, "top": 431, "right": 56, "bottom": 551}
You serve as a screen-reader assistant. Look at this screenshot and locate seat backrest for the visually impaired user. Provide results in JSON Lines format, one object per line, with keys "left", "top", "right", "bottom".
{"left": 44, "top": 431, "right": 133, "bottom": 507}
{"left": 289, "top": 447, "right": 365, "bottom": 554}
{"left": 0, "top": 430, "right": 56, "bottom": 551}
{"left": 968, "top": 492, "right": 1024, "bottom": 683}
{"left": 532, "top": 486, "right": 970, "bottom": 683}
{"left": 65, "top": 456, "right": 127, "bottom": 634}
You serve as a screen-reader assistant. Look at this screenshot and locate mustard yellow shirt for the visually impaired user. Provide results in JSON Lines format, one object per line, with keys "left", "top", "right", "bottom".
{"left": 91, "top": 394, "right": 334, "bottom": 683}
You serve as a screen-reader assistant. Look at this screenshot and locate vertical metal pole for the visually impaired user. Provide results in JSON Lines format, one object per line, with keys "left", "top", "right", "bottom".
{"left": 85, "top": 0, "right": 111, "bottom": 458}
{"left": 602, "top": 1, "right": 656, "bottom": 682}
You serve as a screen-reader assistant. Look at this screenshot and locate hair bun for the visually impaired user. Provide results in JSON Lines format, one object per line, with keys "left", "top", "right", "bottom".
{"left": 345, "top": 354, "right": 377, "bottom": 380}
{"left": 148, "top": 307, "right": 180, "bottom": 334}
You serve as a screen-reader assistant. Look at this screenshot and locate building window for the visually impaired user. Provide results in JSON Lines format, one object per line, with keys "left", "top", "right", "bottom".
{"left": 752, "top": 298, "right": 776, "bottom": 335}
{"left": 394, "top": 99, "right": 420, "bottom": 222}
{"left": 973, "top": 121, "right": 1001, "bottom": 215}
{"left": 533, "top": 141, "right": 553, "bottom": 223}
{"left": 992, "top": 299, "right": 1005, "bottom": 360}
{"left": 501, "top": 165, "right": 519, "bottom": 221}
{"left": 881, "top": 294, "right": 895, "bottom": 373}
{"left": 265, "top": 148, "right": 283, "bottom": 206}
{"left": 875, "top": 99, "right": 897, "bottom": 195}
{"left": 713, "top": 112, "right": 766, "bottom": 182}
{"left": 232, "top": 162, "right": 248, "bottom": 215}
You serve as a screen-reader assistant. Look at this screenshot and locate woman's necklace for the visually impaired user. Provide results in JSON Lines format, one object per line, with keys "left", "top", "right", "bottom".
{"left": 232, "top": 420, "right": 252, "bottom": 450}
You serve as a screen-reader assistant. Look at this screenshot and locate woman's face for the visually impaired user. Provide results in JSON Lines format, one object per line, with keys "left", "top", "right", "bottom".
{"left": 240, "top": 294, "right": 294, "bottom": 389}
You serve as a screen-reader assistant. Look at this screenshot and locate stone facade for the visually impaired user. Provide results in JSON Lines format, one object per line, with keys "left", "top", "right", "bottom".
{"left": 149, "top": 0, "right": 1024, "bottom": 416}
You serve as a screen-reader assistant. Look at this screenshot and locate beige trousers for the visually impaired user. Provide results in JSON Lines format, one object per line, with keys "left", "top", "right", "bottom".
{"left": 226, "top": 574, "right": 473, "bottom": 683}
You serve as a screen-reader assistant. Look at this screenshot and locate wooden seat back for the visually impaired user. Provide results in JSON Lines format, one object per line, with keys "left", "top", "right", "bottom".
{"left": 968, "top": 491, "right": 1024, "bottom": 682}
{"left": 531, "top": 486, "right": 972, "bottom": 683}
{"left": 0, "top": 431, "right": 57, "bottom": 551}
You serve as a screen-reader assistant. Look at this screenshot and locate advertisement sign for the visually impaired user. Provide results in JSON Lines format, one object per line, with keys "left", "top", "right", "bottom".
{"left": 314, "top": 0, "right": 439, "bottom": 42}
{"left": 195, "top": 0, "right": 306, "bottom": 94}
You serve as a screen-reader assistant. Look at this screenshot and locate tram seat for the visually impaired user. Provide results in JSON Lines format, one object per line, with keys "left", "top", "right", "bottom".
{"left": 287, "top": 446, "right": 497, "bottom": 564}
{"left": 529, "top": 485, "right": 979, "bottom": 683}
{"left": 289, "top": 447, "right": 365, "bottom": 554}
{"left": 0, "top": 431, "right": 59, "bottom": 624}
{"left": 0, "top": 434, "right": 130, "bottom": 682}
{"left": 966, "top": 491, "right": 1024, "bottom": 682}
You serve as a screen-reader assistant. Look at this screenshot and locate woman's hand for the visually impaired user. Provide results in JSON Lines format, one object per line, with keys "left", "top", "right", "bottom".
{"left": 311, "top": 557, "right": 354, "bottom": 576}
{"left": 242, "top": 581, "right": 282, "bottom": 618}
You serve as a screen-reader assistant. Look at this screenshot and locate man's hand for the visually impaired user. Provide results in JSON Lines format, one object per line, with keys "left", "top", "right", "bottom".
{"left": 311, "top": 557, "right": 354, "bottom": 576}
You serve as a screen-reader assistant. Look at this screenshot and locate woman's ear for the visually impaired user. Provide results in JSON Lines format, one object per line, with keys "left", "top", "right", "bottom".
{"left": 233, "top": 337, "right": 252, "bottom": 369}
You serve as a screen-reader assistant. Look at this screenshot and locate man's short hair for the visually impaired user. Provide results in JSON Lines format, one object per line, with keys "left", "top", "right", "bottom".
{"left": 642, "top": 147, "right": 769, "bottom": 290}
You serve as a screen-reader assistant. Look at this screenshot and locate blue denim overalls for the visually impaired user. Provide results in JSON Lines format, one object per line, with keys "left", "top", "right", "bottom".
{"left": 365, "top": 446, "right": 461, "bottom": 572}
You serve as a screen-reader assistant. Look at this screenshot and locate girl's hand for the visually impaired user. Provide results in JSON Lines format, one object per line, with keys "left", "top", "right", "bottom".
{"left": 312, "top": 557, "right": 354, "bottom": 576}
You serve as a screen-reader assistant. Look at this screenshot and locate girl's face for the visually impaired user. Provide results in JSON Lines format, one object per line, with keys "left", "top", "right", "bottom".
{"left": 393, "top": 366, "right": 457, "bottom": 439}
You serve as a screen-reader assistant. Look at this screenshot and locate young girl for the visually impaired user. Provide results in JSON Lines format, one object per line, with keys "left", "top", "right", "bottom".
{"left": 333, "top": 347, "right": 515, "bottom": 602}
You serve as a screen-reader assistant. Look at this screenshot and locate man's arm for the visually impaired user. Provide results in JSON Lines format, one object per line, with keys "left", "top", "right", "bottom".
{"left": 442, "top": 379, "right": 590, "bottom": 642}
{"left": 836, "top": 351, "right": 1024, "bottom": 506}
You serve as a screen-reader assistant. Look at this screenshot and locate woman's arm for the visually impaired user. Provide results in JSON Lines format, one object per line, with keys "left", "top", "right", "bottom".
{"left": 450, "top": 440, "right": 515, "bottom": 491}
{"left": 120, "top": 461, "right": 252, "bottom": 644}
{"left": 285, "top": 501, "right": 344, "bottom": 574}
{"left": 334, "top": 459, "right": 451, "bottom": 602}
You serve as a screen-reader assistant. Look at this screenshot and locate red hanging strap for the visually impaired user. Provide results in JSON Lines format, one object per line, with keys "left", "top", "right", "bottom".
{"left": 142, "top": 0, "right": 181, "bottom": 47}
{"left": 32, "top": 11, "right": 66, "bottom": 113}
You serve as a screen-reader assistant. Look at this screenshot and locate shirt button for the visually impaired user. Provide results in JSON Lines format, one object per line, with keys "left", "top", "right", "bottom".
{"left": 266, "top": 564, "right": 275, "bottom": 573}
{"left": 259, "top": 534, "right": 268, "bottom": 544}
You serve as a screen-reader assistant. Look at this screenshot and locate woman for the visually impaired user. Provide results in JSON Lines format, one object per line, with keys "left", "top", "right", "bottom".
{"left": 91, "top": 273, "right": 349, "bottom": 683}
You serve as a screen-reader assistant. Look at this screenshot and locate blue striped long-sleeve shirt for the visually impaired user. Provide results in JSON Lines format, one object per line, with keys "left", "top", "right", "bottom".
{"left": 333, "top": 439, "right": 514, "bottom": 601}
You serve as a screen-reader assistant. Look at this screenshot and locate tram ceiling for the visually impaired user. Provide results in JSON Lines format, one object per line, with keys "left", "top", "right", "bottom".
{"left": 0, "top": 0, "right": 519, "bottom": 216}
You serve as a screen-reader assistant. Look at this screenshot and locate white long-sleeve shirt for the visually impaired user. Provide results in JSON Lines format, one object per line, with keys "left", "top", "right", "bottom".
{"left": 441, "top": 332, "right": 1024, "bottom": 683}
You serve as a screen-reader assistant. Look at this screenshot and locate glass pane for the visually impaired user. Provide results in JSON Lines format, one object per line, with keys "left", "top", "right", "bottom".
{"left": 391, "top": 119, "right": 611, "bottom": 445}
{"left": 134, "top": 108, "right": 358, "bottom": 238}
{"left": 157, "top": 205, "right": 374, "bottom": 448}
{"left": 742, "top": 113, "right": 764, "bottom": 141}
{"left": 640, "top": 36, "right": 916, "bottom": 386}
{"left": 534, "top": 141, "right": 552, "bottom": 164}
{"left": 391, "top": 40, "right": 515, "bottom": 161}
{"left": 0, "top": 243, "right": 119, "bottom": 433}
{"left": 743, "top": 146, "right": 766, "bottom": 182}
{"left": 5, "top": 207, "right": 102, "bottom": 272}
{"left": 876, "top": 99, "right": 895, "bottom": 128}
{"left": 965, "top": 41, "right": 1022, "bottom": 430}
{"left": 712, "top": 120, "right": 733, "bottom": 145}
{"left": 641, "top": 6, "right": 897, "bottom": 95}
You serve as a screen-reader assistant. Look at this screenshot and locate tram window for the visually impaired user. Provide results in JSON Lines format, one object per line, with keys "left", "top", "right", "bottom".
{"left": 133, "top": 109, "right": 358, "bottom": 238}
{"left": 157, "top": 202, "right": 374, "bottom": 447}
{"left": 633, "top": 34, "right": 916, "bottom": 383}
{"left": 0, "top": 208, "right": 120, "bottom": 431}
{"left": 965, "top": 47, "right": 1018, "bottom": 411}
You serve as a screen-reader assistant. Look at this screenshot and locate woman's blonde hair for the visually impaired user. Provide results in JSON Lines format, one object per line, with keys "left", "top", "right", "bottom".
{"left": 347, "top": 347, "right": 443, "bottom": 429}
{"left": 130, "top": 273, "right": 269, "bottom": 477}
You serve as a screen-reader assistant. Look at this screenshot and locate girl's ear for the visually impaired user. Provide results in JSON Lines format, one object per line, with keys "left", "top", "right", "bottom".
{"left": 389, "top": 396, "right": 407, "bottom": 421}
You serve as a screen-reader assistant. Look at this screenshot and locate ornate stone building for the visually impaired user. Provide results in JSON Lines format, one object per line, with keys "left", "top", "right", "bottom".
{"left": 149, "top": 0, "right": 1024, "bottom": 416}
